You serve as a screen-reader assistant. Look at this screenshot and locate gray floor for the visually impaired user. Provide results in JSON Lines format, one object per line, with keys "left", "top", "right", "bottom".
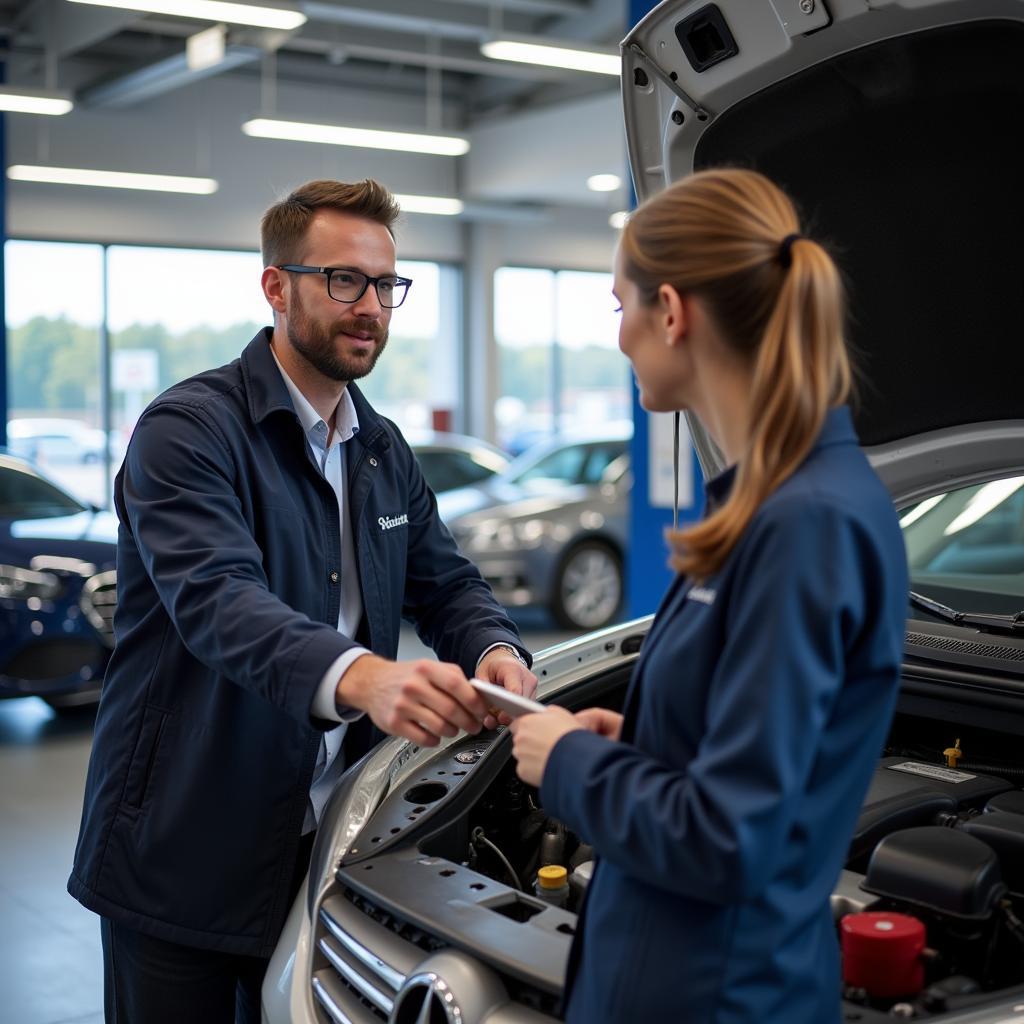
{"left": 0, "top": 621, "right": 574, "bottom": 1024}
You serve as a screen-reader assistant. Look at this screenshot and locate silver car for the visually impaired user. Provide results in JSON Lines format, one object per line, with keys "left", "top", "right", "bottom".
{"left": 265, "top": 0, "right": 1024, "bottom": 1020}
{"left": 439, "top": 430, "right": 631, "bottom": 632}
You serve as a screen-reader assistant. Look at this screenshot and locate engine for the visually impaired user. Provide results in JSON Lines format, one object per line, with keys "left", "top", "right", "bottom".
{"left": 464, "top": 747, "right": 1024, "bottom": 1019}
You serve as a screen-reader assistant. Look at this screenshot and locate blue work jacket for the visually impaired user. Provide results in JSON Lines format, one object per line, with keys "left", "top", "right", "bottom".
{"left": 68, "top": 329, "right": 527, "bottom": 957}
{"left": 541, "top": 406, "right": 908, "bottom": 1024}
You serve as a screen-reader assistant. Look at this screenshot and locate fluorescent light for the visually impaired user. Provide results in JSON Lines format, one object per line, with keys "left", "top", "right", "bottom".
{"left": 242, "top": 117, "right": 470, "bottom": 156}
{"left": 394, "top": 194, "right": 464, "bottom": 217}
{"left": 0, "top": 86, "right": 73, "bottom": 116}
{"left": 609, "top": 211, "right": 629, "bottom": 229}
{"left": 67, "top": 0, "right": 305, "bottom": 30}
{"left": 588, "top": 173, "right": 621, "bottom": 193}
{"left": 7, "top": 165, "right": 219, "bottom": 195}
{"left": 481, "top": 39, "right": 620, "bottom": 76}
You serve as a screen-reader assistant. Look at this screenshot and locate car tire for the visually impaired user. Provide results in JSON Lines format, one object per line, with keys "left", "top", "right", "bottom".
{"left": 551, "top": 540, "right": 623, "bottom": 631}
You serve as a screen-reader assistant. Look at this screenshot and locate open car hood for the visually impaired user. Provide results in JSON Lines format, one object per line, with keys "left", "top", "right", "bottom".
{"left": 622, "top": 0, "right": 1024, "bottom": 498}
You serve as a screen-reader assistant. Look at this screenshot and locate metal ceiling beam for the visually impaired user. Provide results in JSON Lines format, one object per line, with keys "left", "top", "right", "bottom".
{"left": 27, "top": 1, "right": 139, "bottom": 58}
{"left": 80, "top": 43, "right": 263, "bottom": 107}
{"left": 441, "top": 0, "right": 589, "bottom": 13}
{"left": 300, "top": 0, "right": 538, "bottom": 43}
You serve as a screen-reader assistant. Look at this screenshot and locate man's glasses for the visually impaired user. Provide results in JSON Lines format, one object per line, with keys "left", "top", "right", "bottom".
{"left": 276, "top": 265, "right": 413, "bottom": 308}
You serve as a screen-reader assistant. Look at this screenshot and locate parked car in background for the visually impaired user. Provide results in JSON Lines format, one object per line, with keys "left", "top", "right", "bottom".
{"left": 439, "top": 427, "right": 631, "bottom": 630}
{"left": 265, "top": 2, "right": 1024, "bottom": 1022}
{"left": 7, "top": 417, "right": 121, "bottom": 466}
{"left": 0, "top": 451, "right": 117, "bottom": 710}
{"left": 407, "top": 431, "right": 511, "bottom": 495}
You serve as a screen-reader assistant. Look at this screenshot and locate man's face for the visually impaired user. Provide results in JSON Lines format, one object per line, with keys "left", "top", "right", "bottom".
{"left": 283, "top": 209, "right": 396, "bottom": 383}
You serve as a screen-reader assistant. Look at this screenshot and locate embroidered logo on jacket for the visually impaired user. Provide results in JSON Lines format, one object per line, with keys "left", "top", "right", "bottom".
{"left": 379, "top": 513, "right": 409, "bottom": 531}
{"left": 687, "top": 586, "right": 717, "bottom": 605}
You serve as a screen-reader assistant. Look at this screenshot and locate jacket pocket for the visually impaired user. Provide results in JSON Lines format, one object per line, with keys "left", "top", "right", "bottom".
{"left": 122, "top": 705, "right": 169, "bottom": 810}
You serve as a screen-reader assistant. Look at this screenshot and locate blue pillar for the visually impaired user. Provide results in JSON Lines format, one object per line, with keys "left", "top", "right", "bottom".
{"left": 625, "top": 0, "right": 704, "bottom": 617}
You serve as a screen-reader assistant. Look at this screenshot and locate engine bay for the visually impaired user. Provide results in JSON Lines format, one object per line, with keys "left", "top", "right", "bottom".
{"left": 450, "top": 711, "right": 1024, "bottom": 1020}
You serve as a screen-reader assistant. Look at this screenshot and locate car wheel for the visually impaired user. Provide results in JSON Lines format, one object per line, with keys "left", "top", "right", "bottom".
{"left": 552, "top": 540, "right": 623, "bottom": 631}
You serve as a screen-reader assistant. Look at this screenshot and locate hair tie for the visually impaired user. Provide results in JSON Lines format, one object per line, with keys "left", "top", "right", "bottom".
{"left": 777, "top": 233, "right": 802, "bottom": 269}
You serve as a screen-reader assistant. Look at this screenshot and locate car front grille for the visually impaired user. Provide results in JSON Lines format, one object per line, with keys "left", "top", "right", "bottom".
{"left": 79, "top": 570, "right": 116, "bottom": 648}
{"left": 312, "top": 889, "right": 434, "bottom": 1024}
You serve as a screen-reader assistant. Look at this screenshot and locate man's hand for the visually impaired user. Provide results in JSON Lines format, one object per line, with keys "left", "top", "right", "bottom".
{"left": 508, "top": 706, "right": 583, "bottom": 787}
{"left": 574, "top": 707, "right": 623, "bottom": 741}
{"left": 475, "top": 646, "right": 538, "bottom": 729}
{"left": 336, "top": 655, "right": 490, "bottom": 747}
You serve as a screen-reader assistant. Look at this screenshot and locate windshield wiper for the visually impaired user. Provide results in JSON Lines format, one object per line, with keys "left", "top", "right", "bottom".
{"left": 908, "top": 590, "right": 1024, "bottom": 635}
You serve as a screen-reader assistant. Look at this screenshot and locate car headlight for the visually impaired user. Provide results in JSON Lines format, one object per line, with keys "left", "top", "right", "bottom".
{"left": 459, "top": 518, "right": 550, "bottom": 553}
{"left": 0, "top": 564, "right": 62, "bottom": 601}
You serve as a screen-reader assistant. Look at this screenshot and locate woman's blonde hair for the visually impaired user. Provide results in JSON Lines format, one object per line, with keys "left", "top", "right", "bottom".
{"left": 620, "top": 167, "right": 852, "bottom": 580}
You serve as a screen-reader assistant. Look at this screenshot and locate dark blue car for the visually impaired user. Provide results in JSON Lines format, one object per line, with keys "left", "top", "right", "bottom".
{"left": 0, "top": 451, "right": 116, "bottom": 710}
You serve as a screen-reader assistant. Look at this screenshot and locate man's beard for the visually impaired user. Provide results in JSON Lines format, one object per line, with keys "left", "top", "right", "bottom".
{"left": 286, "top": 292, "right": 389, "bottom": 383}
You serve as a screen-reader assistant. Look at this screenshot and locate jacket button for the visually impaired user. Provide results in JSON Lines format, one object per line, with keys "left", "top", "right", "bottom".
{"left": 329, "top": 571, "right": 339, "bottom": 584}
{"left": 369, "top": 457, "right": 378, "bottom": 467}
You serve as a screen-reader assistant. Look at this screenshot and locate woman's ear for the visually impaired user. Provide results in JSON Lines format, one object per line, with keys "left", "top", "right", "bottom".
{"left": 657, "top": 283, "right": 687, "bottom": 347}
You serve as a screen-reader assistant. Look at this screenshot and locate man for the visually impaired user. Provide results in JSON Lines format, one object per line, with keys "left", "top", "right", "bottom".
{"left": 68, "top": 179, "right": 536, "bottom": 1023}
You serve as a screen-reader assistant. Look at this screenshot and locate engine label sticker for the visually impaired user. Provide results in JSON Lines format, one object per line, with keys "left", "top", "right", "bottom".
{"left": 888, "top": 761, "right": 977, "bottom": 784}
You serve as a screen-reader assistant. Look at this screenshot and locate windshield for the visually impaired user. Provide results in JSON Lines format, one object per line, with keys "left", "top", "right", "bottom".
{"left": 509, "top": 441, "right": 628, "bottom": 489}
{"left": 901, "top": 474, "right": 1024, "bottom": 617}
{"left": 0, "top": 462, "right": 88, "bottom": 519}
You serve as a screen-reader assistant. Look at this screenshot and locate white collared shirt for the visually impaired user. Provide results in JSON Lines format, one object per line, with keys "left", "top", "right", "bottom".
{"left": 270, "top": 345, "right": 369, "bottom": 831}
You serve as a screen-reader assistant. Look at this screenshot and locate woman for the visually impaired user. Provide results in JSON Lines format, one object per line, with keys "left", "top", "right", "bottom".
{"left": 509, "top": 168, "right": 908, "bottom": 1023}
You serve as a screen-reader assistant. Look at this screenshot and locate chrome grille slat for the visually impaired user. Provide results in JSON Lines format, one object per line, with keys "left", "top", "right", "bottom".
{"left": 311, "top": 972, "right": 364, "bottom": 1024}
{"left": 312, "top": 893, "right": 428, "bottom": 1021}
{"left": 318, "top": 936, "right": 394, "bottom": 1015}
{"left": 80, "top": 570, "right": 117, "bottom": 648}
{"left": 320, "top": 905, "right": 406, "bottom": 991}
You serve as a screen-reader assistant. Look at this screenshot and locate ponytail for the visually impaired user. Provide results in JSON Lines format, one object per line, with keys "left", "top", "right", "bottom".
{"left": 620, "top": 169, "right": 851, "bottom": 581}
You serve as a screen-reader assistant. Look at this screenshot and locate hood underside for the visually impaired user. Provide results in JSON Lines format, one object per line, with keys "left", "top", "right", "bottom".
{"left": 623, "top": 1, "right": 1024, "bottom": 481}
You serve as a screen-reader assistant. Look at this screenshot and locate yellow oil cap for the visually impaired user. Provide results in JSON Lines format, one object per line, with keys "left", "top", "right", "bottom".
{"left": 537, "top": 865, "right": 568, "bottom": 889}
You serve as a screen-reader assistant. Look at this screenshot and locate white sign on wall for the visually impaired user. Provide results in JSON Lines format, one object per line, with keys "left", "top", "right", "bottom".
{"left": 648, "top": 412, "right": 693, "bottom": 510}
{"left": 112, "top": 349, "right": 159, "bottom": 393}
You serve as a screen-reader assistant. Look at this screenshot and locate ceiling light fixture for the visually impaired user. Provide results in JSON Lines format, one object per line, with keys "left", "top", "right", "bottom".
{"left": 609, "top": 211, "right": 629, "bottom": 230}
{"left": 587, "top": 173, "right": 621, "bottom": 192}
{"left": 0, "top": 86, "right": 73, "bottom": 116}
{"left": 241, "top": 117, "right": 470, "bottom": 156}
{"left": 66, "top": 0, "right": 306, "bottom": 31}
{"left": 395, "top": 194, "right": 464, "bottom": 217}
{"left": 481, "top": 39, "right": 620, "bottom": 76}
{"left": 7, "top": 165, "right": 219, "bottom": 195}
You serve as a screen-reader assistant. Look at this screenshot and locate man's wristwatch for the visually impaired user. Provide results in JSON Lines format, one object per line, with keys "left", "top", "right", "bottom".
{"left": 489, "top": 644, "right": 528, "bottom": 666}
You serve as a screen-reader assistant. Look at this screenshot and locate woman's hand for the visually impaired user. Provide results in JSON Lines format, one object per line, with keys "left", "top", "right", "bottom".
{"left": 574, "top": 707, "right": 624, "bottom": 741}
{"left": 508, "top": 707, "right": 583, "bottom": 787}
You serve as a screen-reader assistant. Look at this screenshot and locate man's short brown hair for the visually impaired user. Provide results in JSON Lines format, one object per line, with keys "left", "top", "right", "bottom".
{"left": 260, "top": 178, "right": 401, "bottom": 267}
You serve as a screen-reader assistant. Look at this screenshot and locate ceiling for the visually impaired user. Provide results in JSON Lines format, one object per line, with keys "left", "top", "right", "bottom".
{"left": 0, "top": 0, "right": 630, "bottom": 217}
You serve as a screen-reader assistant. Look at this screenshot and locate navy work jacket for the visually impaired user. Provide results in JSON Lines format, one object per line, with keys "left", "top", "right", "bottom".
{"left": 541, "top": 407, "right": 908, "bottom": 1024}
{"left": 68, "top": 329, "right": 527, "bottom": 957}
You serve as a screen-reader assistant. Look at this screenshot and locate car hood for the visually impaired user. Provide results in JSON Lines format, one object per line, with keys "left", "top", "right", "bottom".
{"left": 0, "top": 509, "right": 119, "bottom": 569}
{"left": 622, "top": 0, "right": 1024, "bottom": 500}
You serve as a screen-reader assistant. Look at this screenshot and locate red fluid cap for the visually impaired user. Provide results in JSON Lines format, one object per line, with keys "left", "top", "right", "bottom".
{"left": 841, "top": 912, "right": 926, "bottom": 999}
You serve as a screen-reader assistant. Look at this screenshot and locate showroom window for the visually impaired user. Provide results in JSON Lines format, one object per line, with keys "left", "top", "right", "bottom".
{"left": 495, "top": 266, "right": 629, "bottom": 454}
{"left": 4, "top": 240, "right": 105, "bottom": 506}
{"left": 5, "top": 240, "right": 460, "bottom": 507}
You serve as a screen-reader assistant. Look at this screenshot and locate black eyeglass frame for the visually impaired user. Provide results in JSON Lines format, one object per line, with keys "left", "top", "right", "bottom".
{"left": 275, "top": 264, "right": 414, "bottom": 308}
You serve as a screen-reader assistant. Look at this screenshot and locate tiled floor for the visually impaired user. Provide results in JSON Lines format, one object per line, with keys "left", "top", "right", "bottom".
{"left": 0, "top": 620, "right": 574, "bottom": 1024}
